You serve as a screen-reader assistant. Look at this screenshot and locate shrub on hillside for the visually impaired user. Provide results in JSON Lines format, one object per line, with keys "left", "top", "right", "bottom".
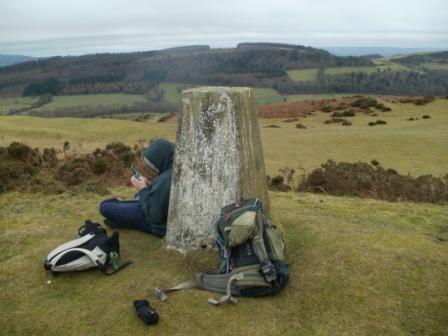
{"left": 0, "top": 141, "right": 150, "bottom": 194}
{"left": 351, "top": 97, "right": 378, "bottom": 109}
{"left": 399, "top": 96, "right": 435, "bottom": 105}
{"left": 368, "top": 120, "right": 388, "bottom": 126}
{"left": 0, "top": 143, "right": 62, "bottom": 193}
{"left": 267, "top": 175, "right": 291, "bottom": 192}
{"left": 297, "top": 160, "right": 448, "bottom": 203}
{"left": 331, "top": 110, "right": 355, "bottom": 117}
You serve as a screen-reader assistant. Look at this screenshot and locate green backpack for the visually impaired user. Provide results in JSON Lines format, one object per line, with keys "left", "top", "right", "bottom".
{"left": 155, "top": 198, "right": 289, "bottom": 305}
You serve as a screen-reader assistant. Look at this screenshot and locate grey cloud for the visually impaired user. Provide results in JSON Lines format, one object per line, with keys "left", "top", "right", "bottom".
{"left": 0, "top": 0, "right": 447, "bottom": 56}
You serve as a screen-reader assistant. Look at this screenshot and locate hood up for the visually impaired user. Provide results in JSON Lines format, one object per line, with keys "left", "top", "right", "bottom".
{"left": 142, "top": 138, "right": 175, "bottom": 174}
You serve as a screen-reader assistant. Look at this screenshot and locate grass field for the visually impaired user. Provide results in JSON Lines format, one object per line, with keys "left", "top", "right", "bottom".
{"left": 253, "top": 88, "right": 285, "bottom": 105}
{"left": 0, "top": 96, "right": 38, "bottom": 115}
{"left": 1, "top": 98, "right": 447, "bottom": 177}
{"left": 30, "top": 94, "right": 148, "bottom": 114}
{"left": 260, "top": 98, "right": 448, "bottom": 176}
{"left": 1, "top": 189, "right": 447, "bottom": 335}
{"left": 421, "top": 62, "right": 448, "bottom": 71}
{"left": 0, "top": 86, "right": 285, "bottom": 117}
{"left": 287, "top": 60, "right": 413, "bottom": 83}
{"left": 1, "top": 95, "right": 448, "bottom": 335}
{"left": 372, "top": 58, "right": 411, "bottom": 72}
{"left": 157, "top": 83, "right": 194, "bottom": 107}
{"left": 324, "top": 66, "right": 378, "bottom": 75}
{"left": 287, "top": 93, "right": 360, "bottom": 102}
{"left": 286, "top": 69, "right": 319, "bottom": 82}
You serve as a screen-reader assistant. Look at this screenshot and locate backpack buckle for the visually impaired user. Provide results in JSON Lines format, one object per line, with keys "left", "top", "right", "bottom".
{"left": 261, "top": 262, "right": 277, "bottom": 282}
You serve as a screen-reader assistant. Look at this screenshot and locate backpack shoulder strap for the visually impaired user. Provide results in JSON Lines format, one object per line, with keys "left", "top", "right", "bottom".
{"left": 49, "top": 247, "right": 104, "bottom": 269}
{"left": 252, "top": 210, "right": 277, "bottom": 282}
{"left": 154, "top": 280, "right": 198, "bottom": 302}
{"left": 206, "top": 273, "right": 244, "bottom": 305}
{"left": 46, "top": 234, "right": 96, "bottom": 261}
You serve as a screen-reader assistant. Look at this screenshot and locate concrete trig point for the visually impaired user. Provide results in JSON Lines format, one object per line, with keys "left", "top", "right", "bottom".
{"left": 166, "top": 87, "right": 270, "bottom": 251}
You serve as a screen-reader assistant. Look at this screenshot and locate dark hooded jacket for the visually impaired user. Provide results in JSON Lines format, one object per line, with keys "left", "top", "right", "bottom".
{"left": 138, "top": 139, "right": 174, "bottom": 237}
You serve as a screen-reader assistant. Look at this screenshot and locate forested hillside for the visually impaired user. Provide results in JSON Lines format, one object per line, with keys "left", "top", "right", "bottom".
{"left": 0, "top": 44, "right": 447, "bottom": 97}
{"left": 0, "top": 44, "right": 371, "bottom": 96}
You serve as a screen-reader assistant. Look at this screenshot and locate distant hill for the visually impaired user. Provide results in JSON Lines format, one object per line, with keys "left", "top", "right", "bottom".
{"left": 0, "top": 43, "right": 447, "bottom": 97}
{"left": 0, "top": 54, "right": 35, "bottom": 67}
{"left": 0, "top": 44, "right": 372, "bottom": 96}
{"left": 323, "top": 47, "right": 445, "bottom": 57}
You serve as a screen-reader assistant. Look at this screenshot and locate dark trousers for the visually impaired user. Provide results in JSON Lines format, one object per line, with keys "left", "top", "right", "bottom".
{"left": 99, "top": 198, "right": 154, "bottom": 234}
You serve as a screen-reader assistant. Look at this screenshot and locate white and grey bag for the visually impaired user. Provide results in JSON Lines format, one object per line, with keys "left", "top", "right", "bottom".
{"left": 44, "top": 220, "right": 132, "bottom": 275}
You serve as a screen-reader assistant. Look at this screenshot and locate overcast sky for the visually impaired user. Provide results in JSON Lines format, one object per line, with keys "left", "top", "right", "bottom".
{"left": 0, "top": 0, "right": 447, "bottom": 57}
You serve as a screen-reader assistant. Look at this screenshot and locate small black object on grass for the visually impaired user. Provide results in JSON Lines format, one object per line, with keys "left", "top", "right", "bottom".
{"left": 422, "top": 115, "right": 431, "bottom": 119}
{"left": 133, "top": 299, "right": 159, "bottom": 325}
{"left": 264, "top": 124, "right": 280, "bottom": 128}
{"left": 296, "top": 123, "right": 307, "bottom": 129}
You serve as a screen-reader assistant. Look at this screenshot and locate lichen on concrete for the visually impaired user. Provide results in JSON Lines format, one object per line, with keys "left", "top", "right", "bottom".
{"left": 166, "top": 87, "right": 270, "bottom": 251}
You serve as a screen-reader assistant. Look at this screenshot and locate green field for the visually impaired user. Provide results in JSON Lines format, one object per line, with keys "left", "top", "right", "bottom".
{"left": 0, "top": 96, "right": 38, "bottom": 115}
{"left": 157, "top": 83, "right": 194, "bottom": 106}
{"left": 286, "top": 66, "right": 378, "bottom": 83}
{"left": 253, "top": 88, "right": 285, "bottom": 105}
{"left": 0, "top": 98, "right": 447, "bottom": 177}
{"left": 1, "top": 97, "right": 448, "bottom": 335}
{"left": 1, "top": 189, "right": 447, "bottom": 335}
{"left": 287, "top": 59, "right": 414, "bottom": 83}
{"left": 324, "top": 66, "right": 378, "bottom": 75}
{"left": 287, "top": 93, "right": 360, "bottom": 102}
{"left": 372, "top": 58, "right": 411, "bottom": 72}
{"left": 0, "top": 86, "right": 285, "bottom": 117}
{"left": 421, "top": 62, "right": 448, "bottom": 71}
{"left": 261, "top": 98, "right": 448, "bottom": 176}
{"left": 286, "top": 69, "right": 319, "bottom": 82}
{"left": 31, "top": 94, "right": 148, "bottom": 113}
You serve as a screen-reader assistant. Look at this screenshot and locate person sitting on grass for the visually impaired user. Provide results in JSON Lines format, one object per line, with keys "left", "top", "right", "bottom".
{"left": 99, "top": 138, "right": 174, "bottom": 237}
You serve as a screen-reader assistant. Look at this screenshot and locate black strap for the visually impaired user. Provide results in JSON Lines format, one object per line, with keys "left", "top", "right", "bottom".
{"left": 103, "top": 261, "right": 133, "bottom": 275}
{"left": 99, "top": 252, "right": 133, "bottom": 275}
{"left": 78, "top": 220, "right": 106, "bottom": 236}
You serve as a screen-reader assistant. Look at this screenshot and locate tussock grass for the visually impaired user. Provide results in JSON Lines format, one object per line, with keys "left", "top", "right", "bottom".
{"left": 0, "top": 190, "right": 447, "bottom": 335}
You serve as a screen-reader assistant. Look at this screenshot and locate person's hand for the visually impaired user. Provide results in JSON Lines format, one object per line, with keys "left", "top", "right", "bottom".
{"left": 131, "top": 176, "right": 150, "bottom": 191}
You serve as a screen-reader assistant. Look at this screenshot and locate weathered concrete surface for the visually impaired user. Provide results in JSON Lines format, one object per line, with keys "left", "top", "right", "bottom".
{"left": 166, "top": 87, "right": 270, "bottom": 251}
